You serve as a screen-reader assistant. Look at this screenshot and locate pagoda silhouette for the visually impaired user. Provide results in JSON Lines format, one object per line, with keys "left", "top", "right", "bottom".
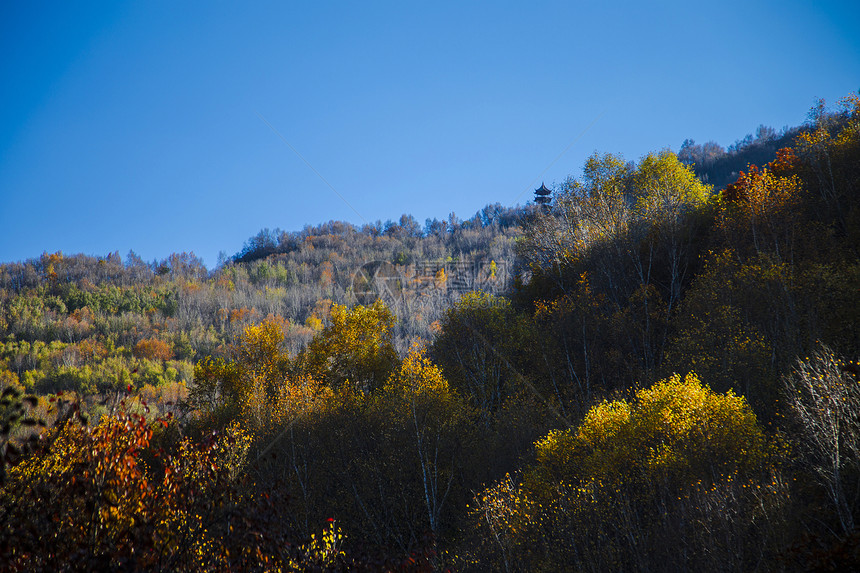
{"left": 534, "top": 182, "right": 552, "bottom": 207}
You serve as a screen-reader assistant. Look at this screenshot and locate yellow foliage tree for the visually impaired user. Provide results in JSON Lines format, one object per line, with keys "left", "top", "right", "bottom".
{"left": 378, "top": 343, "right": 471, "bottom": 534}
{"left": 795, "top": 94, "right": 860, "bottom": 243}
{"left": 633, "top": 150, "right": 711, "bottom": 312}
{"left": 473, "top": 373, "right": 785, "bottom": 572}
{"left": 299, "top": 300, "right": 398, "bottom": 392}
{"left": 527, "top": 373, "right": 766, "bottom": 496}
{"left": 191, "top": 316, "right": 291, "bottom": 413}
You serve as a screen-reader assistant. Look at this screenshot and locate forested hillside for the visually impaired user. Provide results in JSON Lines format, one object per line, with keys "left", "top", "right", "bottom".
{"left": 2, "top": 94, "right": 859, "bottom": 571}
{"left": 0, "top": 206, "right": 522, "bottom": 400}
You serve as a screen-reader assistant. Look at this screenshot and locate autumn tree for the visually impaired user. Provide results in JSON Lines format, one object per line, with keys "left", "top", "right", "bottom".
{"left": 133, "top": 337, "right": 174, "bottom": 361}
{"left": 519, "top": 153, "right": 635, "bottom": 301}
{"left": 377, "top": 344, "right": 472, "bottom": 536}
{"left": 471, "top": 373, "right": 787, "bottom": 572}
{"left": 0, "top": 391, "right": 395, "bottom": 571}
{"left": 190, "top": 316, "right": 291, "bottom": 413}
{"left": 795, "top": 94, "right": 860, "bottom": 245}
{"left": 665, "top": 250, "right": 782, "bottom": 417}
{"left": 298, "top": 300, "right": 399, "bottom": 392}
{"left": 632, "top": 150, "right": 710, "bottom": 315}
{"left": 718, "top": 159, "right": 804, "bottom": 264}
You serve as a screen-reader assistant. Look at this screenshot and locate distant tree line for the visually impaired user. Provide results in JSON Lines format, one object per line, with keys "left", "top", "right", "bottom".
{"left": 232, "top": 204, "right": 528, "bottom": 264}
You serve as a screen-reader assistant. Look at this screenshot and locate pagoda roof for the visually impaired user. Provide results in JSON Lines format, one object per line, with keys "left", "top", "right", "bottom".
{"left": 534, "top": 183, "right": 552, "bottom": 196}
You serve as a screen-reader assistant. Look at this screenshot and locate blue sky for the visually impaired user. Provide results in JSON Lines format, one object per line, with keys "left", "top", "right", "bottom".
{"left": 1, "top": 1, "right": 858, "bottom": 268}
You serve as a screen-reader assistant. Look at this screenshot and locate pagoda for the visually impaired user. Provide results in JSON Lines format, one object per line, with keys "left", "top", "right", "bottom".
{"left": 534, "top": 182, "right": 552, "bottom": 207}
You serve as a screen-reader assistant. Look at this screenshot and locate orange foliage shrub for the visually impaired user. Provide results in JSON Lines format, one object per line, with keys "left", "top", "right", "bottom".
{"left": 77, "top": 338, "right": 108, "bottom": 361}
{"left": 133, "top": 338, "right": 174, "bottom": 361}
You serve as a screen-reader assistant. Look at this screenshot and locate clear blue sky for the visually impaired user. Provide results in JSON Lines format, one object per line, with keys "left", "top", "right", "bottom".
{"left": 2, "top": 1, "right": 858, "bottom": 268}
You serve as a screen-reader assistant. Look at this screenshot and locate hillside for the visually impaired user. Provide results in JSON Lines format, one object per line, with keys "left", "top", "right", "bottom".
{"left": 0, "top": 205, "right": 525, "bottom": 398}
{"left": 2, "top": 94, "right": 860, "bottom": 571}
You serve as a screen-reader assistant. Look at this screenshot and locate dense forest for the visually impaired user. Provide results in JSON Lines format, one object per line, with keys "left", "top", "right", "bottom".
{"left": 1, "top": 94, "right": 859, "bottom": 571}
